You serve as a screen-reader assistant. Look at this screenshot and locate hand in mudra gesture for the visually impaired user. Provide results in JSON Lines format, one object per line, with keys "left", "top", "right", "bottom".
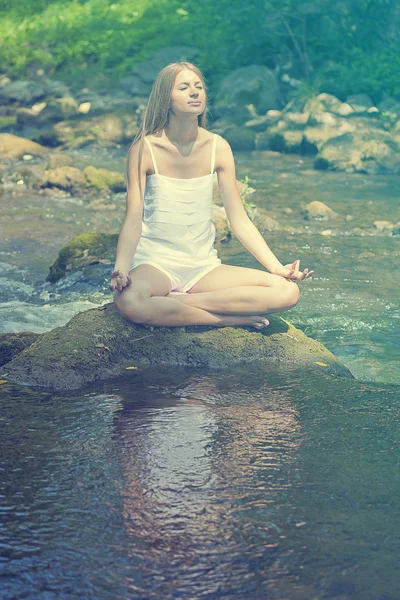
{"left": 274, "top": 260, "right": 314, "bottom": 281}
{"left": 110, "top": 270, "right": 132, "bottom": 292}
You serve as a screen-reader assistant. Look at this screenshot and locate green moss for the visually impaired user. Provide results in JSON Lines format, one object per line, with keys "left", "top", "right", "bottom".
{"left": 83, "top": 166, "right": 125, "bottom": 192}
{"left": 47, "top": 231, "right": 118, "bottom": 283}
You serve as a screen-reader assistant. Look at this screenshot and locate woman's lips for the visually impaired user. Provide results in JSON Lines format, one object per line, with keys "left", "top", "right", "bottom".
{"left": 188, "top": 101, "right": 201, "bottom": 105}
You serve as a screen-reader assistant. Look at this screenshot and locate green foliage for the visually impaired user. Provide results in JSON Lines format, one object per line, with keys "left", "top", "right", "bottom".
{"left": 1, "top": 0, "right": 400, "bottom": 101}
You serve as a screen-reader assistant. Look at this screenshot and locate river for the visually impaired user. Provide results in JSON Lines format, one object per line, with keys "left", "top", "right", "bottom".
{"left": 0, "top": 148, "right": 399, "bottom": 599}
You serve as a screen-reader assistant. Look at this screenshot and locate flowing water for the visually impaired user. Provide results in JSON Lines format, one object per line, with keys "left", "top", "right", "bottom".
{"left": 0, "top": 148, "right": 399, "bottom": 599}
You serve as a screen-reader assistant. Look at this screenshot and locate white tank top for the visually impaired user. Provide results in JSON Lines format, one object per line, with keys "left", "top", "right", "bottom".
{"left": 133, "top": 133, "right": 219, "bottom": 265}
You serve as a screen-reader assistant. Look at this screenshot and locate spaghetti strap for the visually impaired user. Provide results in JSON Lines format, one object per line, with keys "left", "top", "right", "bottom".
{"left": 144, "top": 137, "right": 159, "bottom": 174}
{"left": 210, "top": 133, "right": 217, "bottom": 175}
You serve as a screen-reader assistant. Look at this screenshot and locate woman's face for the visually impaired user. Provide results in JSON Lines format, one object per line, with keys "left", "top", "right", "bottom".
{"left": 169, "top": 69, "right": 206, "bottom": 118}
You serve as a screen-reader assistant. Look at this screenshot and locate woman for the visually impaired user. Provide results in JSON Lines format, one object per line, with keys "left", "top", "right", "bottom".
{"left": 110, "top": 61, "right": 313, "bottom": 330}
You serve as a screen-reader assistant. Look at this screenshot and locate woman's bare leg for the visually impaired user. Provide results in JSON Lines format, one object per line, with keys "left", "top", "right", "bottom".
{"left": 167, "top": 265, "right": 300, "bottom": 315}
{"left": 114, "top": 264, "right": 270, "bottom": 329}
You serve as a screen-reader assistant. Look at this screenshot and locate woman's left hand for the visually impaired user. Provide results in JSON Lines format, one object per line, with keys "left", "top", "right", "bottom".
{"left": 273, "top": 260, "right": 314, "bottom": 281}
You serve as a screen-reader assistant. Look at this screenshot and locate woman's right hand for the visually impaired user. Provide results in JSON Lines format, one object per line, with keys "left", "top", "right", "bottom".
{"left": 110, "top": 269, "right": 132, "bottom": 292}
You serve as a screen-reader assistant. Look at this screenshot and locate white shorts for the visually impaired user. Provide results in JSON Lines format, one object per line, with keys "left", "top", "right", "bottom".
{"left": 130, "top": 257, "right": 222, "bottom": 293}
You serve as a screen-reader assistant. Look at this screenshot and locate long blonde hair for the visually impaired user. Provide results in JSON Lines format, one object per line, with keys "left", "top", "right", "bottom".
{"left": 127, "top": 61, "right": 209, "bottom": 197}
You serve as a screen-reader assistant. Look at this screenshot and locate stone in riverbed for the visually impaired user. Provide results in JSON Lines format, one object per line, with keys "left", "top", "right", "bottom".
{"left": 38, "top": 165, "right": 125, "bottom": 195}
{"left": 1, "top": 304, "right": 353, "bottom": 390}
{"left": 304, "top": 201, "right": 339, "bottom": 221}
{"left": 0, "top": 133, "right": 48, "bottom": 160}
{"left": 373, "top": 220, "right": 394, "bottom": 233}
{"left": 0, "top": 332, "right": 40, "bottom": 367}
{"left": 47, "top": 232, "right": 117, "bottom": 283}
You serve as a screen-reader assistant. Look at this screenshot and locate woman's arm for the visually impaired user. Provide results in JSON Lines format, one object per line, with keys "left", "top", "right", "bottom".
{"left": 216, "top": 136, "right": 313, "bottom": 280}
{"left": 110, "top": 141, "right": 146, "bottom": 291}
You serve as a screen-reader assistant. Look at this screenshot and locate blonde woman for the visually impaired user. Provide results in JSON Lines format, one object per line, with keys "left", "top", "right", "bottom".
{"left": 110, "top": 61, "right": 313, "bottom": 330}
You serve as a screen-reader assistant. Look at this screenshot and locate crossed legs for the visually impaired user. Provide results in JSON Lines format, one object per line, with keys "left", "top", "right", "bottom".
{"left": 114, "top": 263, "right": 299, "bottom": 329}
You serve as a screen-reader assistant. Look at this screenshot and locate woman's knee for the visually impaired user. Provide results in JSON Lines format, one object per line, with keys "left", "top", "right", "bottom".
{"left": 113, "top": 288, "right": 150, "bottom": 323}
{"left": 283, "top": 281, "right": 300, "bottom": 308}
{"left": 268, "top": 278, "right": 300, "bottom": 310}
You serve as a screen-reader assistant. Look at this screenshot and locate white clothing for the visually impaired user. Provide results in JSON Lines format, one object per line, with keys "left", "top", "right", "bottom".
{"left": 130, "top": 133, "right": 222, "bottom": 292}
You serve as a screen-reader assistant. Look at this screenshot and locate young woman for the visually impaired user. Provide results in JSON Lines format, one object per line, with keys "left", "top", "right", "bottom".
{"left": 110, "top": 61, "right": 313, "bottom": 330}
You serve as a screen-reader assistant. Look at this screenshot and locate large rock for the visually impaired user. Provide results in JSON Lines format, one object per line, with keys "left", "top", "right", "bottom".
{"left": 223, "top": 126, "right": 256, "bottom": 150}
{"left": 304, "top": 201, "right": 339, "bottom": 221}
{"left": 0, "top": 80, "right": 46, "bottom": 105}
{"left": 52, "top": 113, "right": 139, "bottom": 147}
{"left": 217, "top": 65, "right": 281, "bottom": 114}
{"left": 120, "top": 46, "right": 200, "bottom": 96}
{"left": 0, "top": 332, "right": 40, "bottom": 367}
{"left": 38, "top": 165, "right": 125, "bottom": 195}
{"left": 47, "top": 232, "right": 118, "bottom": 282}
{"left": 314, "top": 132, "right": 400, "bottom": 174}
{"left": 0, "top": 133, "right": 49, "bottom": 160}
{"left": 1, "top": 303, "right": 352, "bottom": 389}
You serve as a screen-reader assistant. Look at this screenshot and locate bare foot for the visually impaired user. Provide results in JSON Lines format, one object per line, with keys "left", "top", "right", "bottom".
{"left": 251, "top": 317, "right": 270, "bottom": 330}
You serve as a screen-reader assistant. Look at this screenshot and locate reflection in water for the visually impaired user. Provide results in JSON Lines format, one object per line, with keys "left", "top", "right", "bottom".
{"left": 113, "top": 370, "right": 305, "bottom": 598}
{"left": 1, "top": 367, "right": 399, "bottom": 599}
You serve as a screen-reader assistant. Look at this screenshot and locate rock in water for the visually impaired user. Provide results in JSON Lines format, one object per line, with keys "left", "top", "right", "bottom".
{"left": 1, "top": 304, "right": 352, "bottom": 389}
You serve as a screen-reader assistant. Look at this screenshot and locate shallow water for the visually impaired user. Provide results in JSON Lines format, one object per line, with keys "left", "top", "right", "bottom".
{"left": 1, "top": 367, "right": 399, "bottom": 599}
{"left": 0, "top": 148, "right": 399, "bottom": 598}
{"left": 1, "top": 149, "right": 399, "bottom": 382}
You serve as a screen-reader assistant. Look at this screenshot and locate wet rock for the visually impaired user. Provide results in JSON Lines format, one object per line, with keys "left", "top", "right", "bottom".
{"left": 304, "top": 201, "right": 339, "bottom": 221}
{"left": 38, "top": 166, "right": 87, "bottom": 193}
{"left": 0, "top": 332, "right": 40, "bottom": 367}
{"left": 392, "top": 222, "right": 400, "bottom": 235}
{"left": 346, "top": 94, "right": 374, "bottom": 113}
{"left": 0, "top": 80, "right": 46, "bottom": 105}
{"left": 35, "top": 97, "right": 80, "bottom": 123}
{"left": 38, "top": 165, "right": 125, "bottom": 195}
{"left": 47, "top": 152, "right": 74, "bottom": 169}
{"left": 258, "top": 214, "right": 282, "bottom": 231}
{"left": 314, "top": 132, "right": 400, "bottom": 174}
{"left": 373, "top": 220, "right": 394, "bottom": 233}
{"left": 304, "top": 93, "right": 348, "bottom": 117}
{"left": 47, "top": 232, "right": 118, "bottom": 283}
{"left": 217, "top": 65, "right": 281, "bottom": 114}
{"left": 212, "top": 105, "right": 254, "bottom": 126}
{"left": 1, "top": 304, "right": 353, "bottom": 389}
{"left": 377, "top": 97, "right": 400, "bottom": 117}
{"left": 285, "top": 112, "right": 310, "bottom": 126}
{"left": 0, "top": 133, "right": 48, "bottom": 160}
{"left": 223, "top": 126, "right": 256, "bottom": 150}
{"left": 256, "top": 126, "right": 303, "bottom": 153}
{"left": 83, "top": 166, "right": 125, "bottom": 192}
{"left": 244, "top": 116, "right": 271, "bottom": 132}
{"left": 213, "top": 205, "right": 231, "bottom": 241}
{"left": 52, "top": 113, "right": 139, "bottom": 147}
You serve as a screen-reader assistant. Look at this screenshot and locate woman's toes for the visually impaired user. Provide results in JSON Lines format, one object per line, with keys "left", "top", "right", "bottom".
{"left": 252, "top": 317, "right": 270, "bottom": 330}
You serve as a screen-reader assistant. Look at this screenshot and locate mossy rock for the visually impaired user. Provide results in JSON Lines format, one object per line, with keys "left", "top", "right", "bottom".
{"left": 39, "top": 166, "right": 87, "bottom": 192}
{"left": 52, "top": 112, "right": 139, "bottom": 147}
{"left": 0, "top": 332, "right": 40, "bottom": 367}
{"left": 1, "top": 303, "right": 352, "bottom": 389}
{"left": 38, "top": 165, "right": 126, "bottom": 195}
{"left": 83, "top": 165, "right": 125, "bottom": 192}
{"left": 47, "top": 231, "right": 118, "bottom": 283}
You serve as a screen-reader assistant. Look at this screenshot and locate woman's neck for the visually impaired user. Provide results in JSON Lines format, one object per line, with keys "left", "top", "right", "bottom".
{"left": 164, "top": 114, "right": 199, "bottom": 147}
